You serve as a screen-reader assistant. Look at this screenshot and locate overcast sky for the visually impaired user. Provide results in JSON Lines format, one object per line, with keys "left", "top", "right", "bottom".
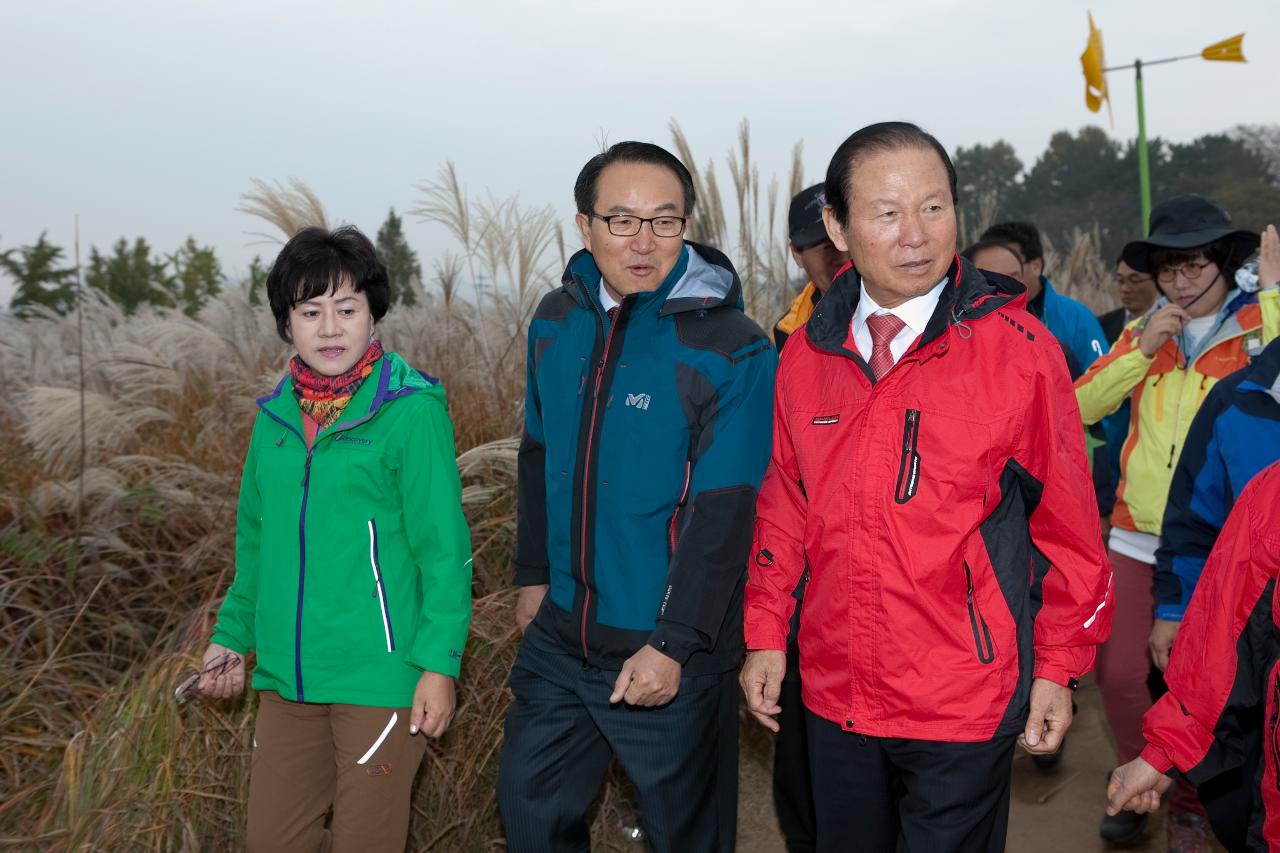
{"left": 2, "top": 0, "right": 1274, "bottom": 303}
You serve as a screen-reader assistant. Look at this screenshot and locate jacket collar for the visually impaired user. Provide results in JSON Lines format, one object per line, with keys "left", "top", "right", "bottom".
{"left": 256, "top": 353, "right": 434, "bottom": 438}
{"left": 805, "top": 254, "right": 1024, "bottom": 359}
{"left": 561, "top": 241, "right": 744, "bottom": 318}
{"left": 1239, "top": 338, "right": 1280, "bottom": 405}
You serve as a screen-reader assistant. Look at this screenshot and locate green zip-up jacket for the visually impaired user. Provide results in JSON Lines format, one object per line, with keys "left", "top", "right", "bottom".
{"left": 211, "top": 352, "right": 472, "bottom": 707}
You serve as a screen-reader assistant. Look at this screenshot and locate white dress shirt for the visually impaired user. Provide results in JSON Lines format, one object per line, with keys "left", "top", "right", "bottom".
{"left": 599, "top": 282, "right": 620, "bottom": 313}
{"left": 851, "top": 278, "right": 949, "bottom": 365}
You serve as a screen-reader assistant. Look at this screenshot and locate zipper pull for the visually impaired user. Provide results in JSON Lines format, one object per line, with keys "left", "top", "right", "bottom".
{"left": 1167, "top": 443, "right": 1177, "bottom": 469}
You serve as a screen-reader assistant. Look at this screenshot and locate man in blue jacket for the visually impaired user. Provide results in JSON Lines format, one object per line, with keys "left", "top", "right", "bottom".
{"left": 497, "top": 141, "right": 777, "bottom": 853}
{"left": 982, "top": 221, "right": 1109, "bottom": 371}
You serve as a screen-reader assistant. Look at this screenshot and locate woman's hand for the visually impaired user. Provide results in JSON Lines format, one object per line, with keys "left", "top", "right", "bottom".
{"left": 1260, "top": 224, "right": 1280, "bottom": 290}
{"left": 409, "top": 671, "right": 456, "bottom": 738}
{"left": 1138, "top": 304, "right": 1190, "bottom": 358}
{"left": 196, "top": 643, "right": 246, "bottom": 699}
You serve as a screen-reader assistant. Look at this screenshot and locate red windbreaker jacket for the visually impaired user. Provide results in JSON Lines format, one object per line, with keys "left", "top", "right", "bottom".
{"left": 744, "top": 257, "right": 1113, "bottom": 742}
{"left": 1140, "top": 460, "right": 1280, "bottom": 846}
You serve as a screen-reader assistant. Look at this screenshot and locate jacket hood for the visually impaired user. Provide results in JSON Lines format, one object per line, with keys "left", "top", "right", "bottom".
{"left": 805, "top": 254, "right": 1025, "bottom": 356}
{"left": 561, "top": 241, "right": 744, "bottom": 316}
{"left": 1240, "top": 336, "right": 1280, "bottom": 406}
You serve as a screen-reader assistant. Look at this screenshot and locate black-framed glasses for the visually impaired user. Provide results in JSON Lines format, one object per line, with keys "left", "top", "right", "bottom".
{"left": 590, "top": 212, "right": 687, "bottom": 238}
{"left": 1115, "top": 272, "right": 1153, "bottom": 288}
{"left": 1156, "top": 260, "right": 1214, "bottom": 285}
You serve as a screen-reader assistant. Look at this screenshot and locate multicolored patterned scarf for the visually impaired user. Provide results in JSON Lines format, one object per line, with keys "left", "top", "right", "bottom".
{"left": 290, "top": 339, "right": 383, "bottom": 430}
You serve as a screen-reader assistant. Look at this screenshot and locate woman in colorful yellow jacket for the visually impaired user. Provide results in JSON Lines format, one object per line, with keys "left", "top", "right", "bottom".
{"left": 1075, "top": 194, "right": 1275, "bottom": 847}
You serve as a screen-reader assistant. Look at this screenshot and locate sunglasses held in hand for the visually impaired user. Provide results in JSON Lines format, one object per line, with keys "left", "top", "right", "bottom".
{"left": 174, "top": 651, "right": 243, "bottom": 704}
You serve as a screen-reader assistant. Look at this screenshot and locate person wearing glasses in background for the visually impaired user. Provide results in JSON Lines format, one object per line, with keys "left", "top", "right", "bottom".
{"left": 496, "top": 141, "right": 776, "bottom": 853}
{"left": 1099, "top": 260, "right": 1159, "bottom": 347}
{"left": 1075, "top": 195, "right": 1279, "bottom": 850}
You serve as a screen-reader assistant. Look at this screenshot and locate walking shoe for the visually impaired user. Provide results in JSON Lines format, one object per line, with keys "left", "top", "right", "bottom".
{"left": 1166, "top": 809, "right": 1211, "bottom": 853}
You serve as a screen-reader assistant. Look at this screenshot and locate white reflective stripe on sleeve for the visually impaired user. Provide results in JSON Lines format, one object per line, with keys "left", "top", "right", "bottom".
{"left": 356, "top": 712, "right": 398, "bottom": 765}
{"left": 1082, "top": 571, "right": 1114, "bottom": 629}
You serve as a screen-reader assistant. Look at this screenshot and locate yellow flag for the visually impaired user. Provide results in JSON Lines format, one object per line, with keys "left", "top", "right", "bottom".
{"left": 1202, "top": 33, "right": 1246, "bottom": 62}
{"left": 1081, "top": 12, "right": 1109, "bottom": 113}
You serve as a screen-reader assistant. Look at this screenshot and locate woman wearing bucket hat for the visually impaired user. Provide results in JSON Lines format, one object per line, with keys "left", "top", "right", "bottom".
{"left": 1075, "top": 193, "right": 1278, "bottom": 850}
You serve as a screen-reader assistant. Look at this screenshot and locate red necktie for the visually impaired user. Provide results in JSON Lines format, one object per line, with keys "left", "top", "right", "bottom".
{"left": 867, "top": 313, "right": 906, "bottom": 381}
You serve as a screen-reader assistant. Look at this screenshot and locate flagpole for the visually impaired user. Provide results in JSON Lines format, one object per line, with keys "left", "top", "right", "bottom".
{"left": 1134, "top": 60, "right": 1151, "bottom": 233}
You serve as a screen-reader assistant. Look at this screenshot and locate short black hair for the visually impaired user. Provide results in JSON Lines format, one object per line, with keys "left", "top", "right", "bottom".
{"left": 574, "top": 141, "right": 696, "bottom": 216}
{"left": 961, "top": 239, "right": 1024, "bottom": 269}
{"left": 981, "top": 221, "right": 1043, "bottom": 264}
{"left": 265, "top": 226, "right": 390, "bottom": 343}
{"left": 824, "top": 122, "right": 957, "bottom": 228}
{"left": 1149, "top": 237, "right": 1246, "bottom": 291}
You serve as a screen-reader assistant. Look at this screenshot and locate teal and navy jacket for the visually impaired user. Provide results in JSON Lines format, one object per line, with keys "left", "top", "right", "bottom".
{"left": 513, "top": 242, "right": 776, "bottom": 674}
{"left": 1155, "top": 337, "right": 1280, "bottom": 621}
{"left": 211, "top": 352, "right": 473, "bottom": 707}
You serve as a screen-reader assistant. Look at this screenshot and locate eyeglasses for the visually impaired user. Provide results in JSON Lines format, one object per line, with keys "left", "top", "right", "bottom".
{"left": 174, "top": 651, "right": 243, "bottom": 704}
{"left": 1156, "top": 260, "right": 1214, "bottom": 285}
{"left": 590, "top": 213, "right": 687, "bottom": 238}
{"left": 1114, "top": 273, "right": 1153, "bottom": 288}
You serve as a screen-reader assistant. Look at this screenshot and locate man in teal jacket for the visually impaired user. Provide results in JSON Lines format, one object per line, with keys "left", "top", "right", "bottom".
{"left": 497, "top": 142, "right": 776, "bottom": 853}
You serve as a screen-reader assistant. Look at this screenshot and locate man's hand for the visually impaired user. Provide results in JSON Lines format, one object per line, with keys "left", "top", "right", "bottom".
{"left": 409, "top": 671, "right": 456, "bottom": 738}
{"left": 1260, "top": 224, "right": 1280, "bottom": 290}
{"left": 1139, "top": 304, "right": 1190, "bottom": 357}
{"left": 1107, "top": 757, "right": 1174, "bottom": 815}
{"left": 1019, "top": 678, "right": 1074, "bottom": 755}
{"left": 739, "top": 649, "right": 786, "bottom": 732}
{"left": 515, "top": 584, "right": 548, "bottom": 634}
{"left": 1149, "top": 619, "right": 1181, "bottom": 672}
{"left": 196, "top": 643, "right": 245, "bottom": 699}
{"left": 609, "top": 645, "right": 681, "bottom": 707}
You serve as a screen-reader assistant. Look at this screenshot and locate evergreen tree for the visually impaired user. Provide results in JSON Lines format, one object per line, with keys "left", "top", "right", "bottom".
{"left": 85, "top": 237, "right": 171, "bottom": 314}
{"left": 1, "top": 232, "right": 78, "bottom": 316}
{"left": 376, "top": 208, "right": 422, "bottom": 306}
{"left": 168, "top": 237, "right": 223, "bottom": 315}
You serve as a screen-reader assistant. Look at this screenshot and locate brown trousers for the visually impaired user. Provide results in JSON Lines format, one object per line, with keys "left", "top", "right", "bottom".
{"left": 246, "top": 691, "right": 427, "bottom": 853}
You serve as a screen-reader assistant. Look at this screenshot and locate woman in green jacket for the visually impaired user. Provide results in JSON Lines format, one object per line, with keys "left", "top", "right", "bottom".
{"left": 197, "top": 226, "right": 472, "bottom": 852}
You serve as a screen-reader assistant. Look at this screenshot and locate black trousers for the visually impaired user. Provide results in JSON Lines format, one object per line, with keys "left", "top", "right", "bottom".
{"left": 774, "top": 645, "right": 816, "bottom": 852}
{"left": 806, "top": 711, "right": 1017, "bottom": 853}
{"left": 496, "top": 628, "right": 738, "bottom": 853}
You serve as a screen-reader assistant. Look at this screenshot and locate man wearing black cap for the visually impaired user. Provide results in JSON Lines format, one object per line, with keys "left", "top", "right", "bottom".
{"left": 773, "top": 183, "right": 849, "bottom": 351}
{"left": 1075, "top": 193, "right": 1277, "bottom": 848}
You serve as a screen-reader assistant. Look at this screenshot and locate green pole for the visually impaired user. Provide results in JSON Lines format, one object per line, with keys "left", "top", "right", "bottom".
{"left": 1134, "top": 58, "right": 1151, "bottom": 234}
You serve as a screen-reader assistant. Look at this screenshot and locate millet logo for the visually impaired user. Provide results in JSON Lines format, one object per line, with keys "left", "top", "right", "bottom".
{"left": 625, "top": 393, "right": 651, "bottom": 411}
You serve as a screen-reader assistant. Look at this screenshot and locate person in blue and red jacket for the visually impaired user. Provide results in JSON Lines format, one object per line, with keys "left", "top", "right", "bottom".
{"left": 497, "top": 141, "right": 776, "bottom": 853}
{"left": 1108, "top": 460, "right": 1280, "bottom": 851}
{"left": 1145, "top": 335, "right": 1280, "bottom": 851}
{"left": 740, "top": 122, "right": 1112, "bottom": 853}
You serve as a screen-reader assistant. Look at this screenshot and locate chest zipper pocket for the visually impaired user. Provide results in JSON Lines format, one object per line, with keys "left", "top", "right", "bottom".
{"left": 1270, "top": 672, "right": 1280, "bottom": 791}
{"left": 964, "top": 562, "right": 995, "bottom": 664}
{"left": 894, "top": 409, "right": 922, "bottom": 504}
{"left": 367, "top": 520, "right": 396, "bottom": 653}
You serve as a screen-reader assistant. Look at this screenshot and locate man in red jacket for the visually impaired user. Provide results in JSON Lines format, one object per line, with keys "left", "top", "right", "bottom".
{"left": 740, "top": 121, "right": 1113, "bottom": 852}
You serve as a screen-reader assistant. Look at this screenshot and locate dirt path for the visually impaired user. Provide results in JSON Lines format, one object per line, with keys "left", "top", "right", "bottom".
{"left": 734, "top": 676, "right": 1196, "bottom": 852}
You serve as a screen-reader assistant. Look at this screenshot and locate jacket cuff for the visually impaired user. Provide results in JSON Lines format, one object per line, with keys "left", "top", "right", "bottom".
{"left": 407, "top": 644, "right": 463, "bottom": 679}
{"left": 512, "top": 560, "right": 550, "bottom": 587}
{"left": 647, "top": 622, "right": 706, "bottom": 666}
{"left": 209, "top": 629, "right": 251, "bottom": 656}
{"left": 1153, "top": 604, "right": 1185, "bottom": 622}
{"left": 1139, "top": 742, "right": 1175, "bottom": 775}
{"left": 745, "top": 633, "right": 788, "bottom": 652}
{"left": 1032, "top": 646, "right": 1092, "bottom": 687}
